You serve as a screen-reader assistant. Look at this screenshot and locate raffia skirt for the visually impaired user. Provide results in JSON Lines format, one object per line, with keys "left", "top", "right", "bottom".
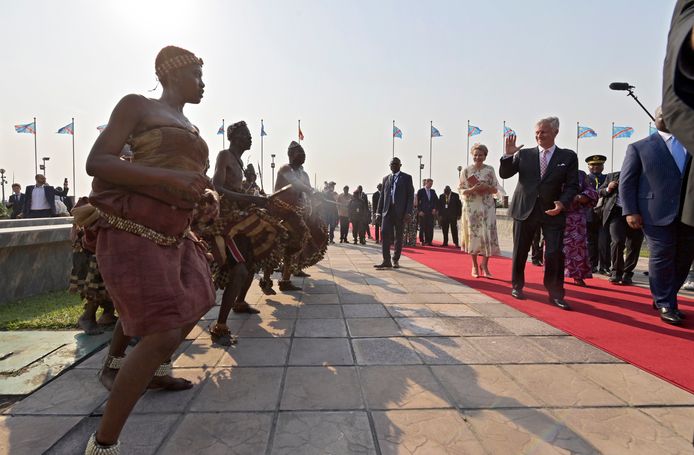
{"left": 95, "top": 228, "right": 215, "bottom": 337}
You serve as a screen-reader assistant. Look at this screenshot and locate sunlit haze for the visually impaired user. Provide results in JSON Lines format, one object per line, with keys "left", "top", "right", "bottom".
{"left": 0, "top": 0, "right": 673, "bottom": 197}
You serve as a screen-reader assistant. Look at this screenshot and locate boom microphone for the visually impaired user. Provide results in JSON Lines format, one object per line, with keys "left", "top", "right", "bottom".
{"left": 609, "top": 82, "right": 635, "bottom": 91}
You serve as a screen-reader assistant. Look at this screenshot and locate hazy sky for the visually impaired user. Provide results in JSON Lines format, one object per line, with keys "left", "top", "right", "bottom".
{"left": 0, "top": 0, "right": 675, "bottom": 198}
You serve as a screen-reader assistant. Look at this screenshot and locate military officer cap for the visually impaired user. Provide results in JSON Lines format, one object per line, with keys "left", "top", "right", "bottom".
{"left": 585, "top": 154, "right": 607, "bottom": 165}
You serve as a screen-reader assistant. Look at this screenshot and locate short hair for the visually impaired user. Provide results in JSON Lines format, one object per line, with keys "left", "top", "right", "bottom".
{"left": 535, "top": 116, "right": 560, "bottom": 131}
{"left": 470, "top": 143, "right": 489, "bottom": 156}
{"left": 35, "top": 174, "right": 45, "bottom": 180}
{"left": 227, "top": 121, "right": 248, "bottom": 141}
{"left": 390, "top": 157, "right": 401, "bottom": 165}
{"left": 12, "top": 183, "right": 20, "bottom": 189}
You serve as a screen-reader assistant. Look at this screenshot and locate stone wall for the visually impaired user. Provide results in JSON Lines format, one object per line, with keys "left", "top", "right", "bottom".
{"left": 0, "top": 218, "right": 73, "bottom": 305}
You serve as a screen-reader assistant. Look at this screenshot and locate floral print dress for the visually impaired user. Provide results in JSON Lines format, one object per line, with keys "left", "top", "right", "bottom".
{"left": 459, "top": 164, "right": 501, "bottom": 257}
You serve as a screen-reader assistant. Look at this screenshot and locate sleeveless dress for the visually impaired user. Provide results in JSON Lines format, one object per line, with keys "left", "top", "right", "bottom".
{"left": 88, "top": 126, "right": 215, "bottom": 336}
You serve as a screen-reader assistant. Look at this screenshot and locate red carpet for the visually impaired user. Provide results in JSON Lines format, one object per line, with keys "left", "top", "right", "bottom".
{"left": 401, "top": 242, "right": 694, "bottom": 394}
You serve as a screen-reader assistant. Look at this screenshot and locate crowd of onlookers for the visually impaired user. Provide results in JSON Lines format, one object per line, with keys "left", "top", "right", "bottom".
{"left": 4, "top": 174, "right": 72, "bottom": 218}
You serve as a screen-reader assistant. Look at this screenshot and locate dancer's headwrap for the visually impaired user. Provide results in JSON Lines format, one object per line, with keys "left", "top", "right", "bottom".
{"left": 155, "top": 46, "right": 203, "bottom": 80}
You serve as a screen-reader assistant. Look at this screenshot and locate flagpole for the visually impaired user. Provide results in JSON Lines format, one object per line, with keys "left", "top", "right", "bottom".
{"left": 34, "top": 117, "right": 38, "bottom": 175}
{"left": 429, "top": 120, "right": 433, "bottom": 179}
{"left": 466, "top": 120, "right": 470, "bottom": 167}
{"left": 71, "top": 117, "right": 76, "bottom": 198}
{"left": 298, "top": 119, "right": 301, "bottom": 143}
{"left": 576, "top": 122, "right": 579, "bottom": 154}
{"left": 260, "top": 119, "right": 264, "bottom": 190}
{"left": 502, "top": 121, "right": 506, "bottom": 189}
{"left": 222, "top": 119, "right": 225, "bottom": 150}
{"left": 392, "top": 120, "right": 395, "bottom": 158}
{"left": 611, "top": 122, "right": 615, "bottom": 173}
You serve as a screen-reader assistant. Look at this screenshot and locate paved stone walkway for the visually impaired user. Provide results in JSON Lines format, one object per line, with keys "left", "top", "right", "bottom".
{"left": 2, "top": 243, "right": 694, "bottom": 454}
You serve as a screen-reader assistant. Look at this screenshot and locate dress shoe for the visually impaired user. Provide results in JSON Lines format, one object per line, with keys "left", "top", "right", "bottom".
{"left": 393, "top": 259, "right": 400, "bottom": 269}
{"left": 608, "top": 275, "right": 622, "bottom": 284}
{"left": 374, "top": 262, "right": 392, "bottom": 269}
{"left": 549, "top": 297, "right": 571, "bottom": 310}
{"left": 591, "top": 266, "right": 598, "bottom": 273}
{"left": 573, "top": 278, "right": 587, "bottom": 287}
{"left": 598, "top": 268, "right": 610, "bottom": 276}
{"left": 654, "top": 302, "right": 686, "bottom": 319}
{"left": 511, "top": 289, "right": 526, "bottom": 300}
{"left": 531, "top": 260, "right": 543, "bottom": 267}
{"left": 659, "top": 307, "right": 682, "bottom": 325}
{"left": 621, "top": 276, "right": 633, "bottom": 285}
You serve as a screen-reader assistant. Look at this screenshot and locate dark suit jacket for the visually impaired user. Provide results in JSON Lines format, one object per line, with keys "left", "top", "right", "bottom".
{"left": 377, "top": 172, "right": 414, "bottom": 221}
{"left": 416, "top": 188, "right": 438, "bottom": 214}
{"left": 371, "top": 191, "right": 381, "bottom": 222}
{"left": 598, "top": 172, "right": 621, "bottom": 226}
{"left": 663, "top": 0, "right": 694, "bottom": 226}
{"left": 620, "top": 133, "right": 690, "bottom": 226}
{"left": 22, "top": 185, "right": 67, "bottom": 217}
{"left": 499, "top": 146, "right": 579, "bottom": 221}
{"left": 7, "top": 193, "right": 25, "bottom": 218}
{"left": 438, "top": 192, "right": 462, "bottom": 219}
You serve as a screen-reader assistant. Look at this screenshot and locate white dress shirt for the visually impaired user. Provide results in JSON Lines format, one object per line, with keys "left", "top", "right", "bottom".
{"left": 538, "top": 144, "right": 556, "bottom": 176}
{"left": 30, "top": 185, "right": 50, "bottom": 210}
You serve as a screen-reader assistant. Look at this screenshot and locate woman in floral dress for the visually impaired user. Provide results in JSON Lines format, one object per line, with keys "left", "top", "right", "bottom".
{"left": 459, "top": 144, "right": 501, "bottom": 277}
{"left": 563, "top": 170, "right": 598, "bottom": 286}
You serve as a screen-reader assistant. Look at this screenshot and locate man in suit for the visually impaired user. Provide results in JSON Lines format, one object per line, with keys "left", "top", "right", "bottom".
{"left": 372, "top": 183, "right": 382, "bottom": 243}
{"left": 336, "top": 185, "right": 352, "bottom": 243}
{"left": 416, "top": 178, "right": 438, "bottom": 246}
{"left": 22, "top": 174, "right": 68, "bottom": 218}
{"left": 662, "top": 0, "right": 694, "bottom": 229}
{"left": 598, "top": 171, "right": 644, "bottom": 286}
{"left": 499, "top": 116, "right": 579, "bottom": 310}
{"left": 417, "top": 178, "right": 427, "bottom": 245}
{"left": 621, "top": 107, "right": 692, "bottom": 325}
{"left": 7, "top": 183, "right": 25, "bottom": 219}
{"left": 375, "top": 157, "right": 414, "bottom": 269}
{"left": 585, "top": 155, "right": 611, "bottom": 274}
{"left": 438, "top": 185, "right": 461, "bottom": 247}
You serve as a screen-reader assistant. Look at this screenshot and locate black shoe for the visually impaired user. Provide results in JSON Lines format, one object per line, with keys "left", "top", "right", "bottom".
{"left": 353, "top": 239, "right": 358, "bottom": 244}
{"left": 621, "top": 276, "right": 633, "bottom": 285}
{"left": 591, "top": 266, "right": 598, "bottom": 273}
{"left": 608, "top": 275, "right": 622, "bottom": 284}
{"left": 531, "top": 260, "right": 543, "bottom": 267}
{"left": 374, "top": 262, "right": 392, "bottom": 269}
{"left": 659, "top": 307, "right": 682, "bottom": 325}
{"left": 442, "top": 243, "right": 448, "bottom": 247}
{"left": 599, "top": 269, "right": 611, "bottom": 276}
{"left": 454, "top": 244, "right": 460, "bottom": 248}
{"left": 573, "top": 278, "right": 587, "bottom": 287}
{"left": 549, "top": 297, "right": 571, "bottom": 310}
{"left": 393, "top": 260, "right": 400, "bottom": 269}
{"left": 511, "top": 289, "right": 526, "bottom": 300}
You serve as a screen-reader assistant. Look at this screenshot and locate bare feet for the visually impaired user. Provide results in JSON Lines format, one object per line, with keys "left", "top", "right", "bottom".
{"left": 148, "top": 375, "right": 193, "bottom": 391}
{"left": 232, "top": 301, "right": 260, "bottom": 314}
{"left": 97, "top": 312, "right": 118, "bottom": 326}
{"left": 210, "top": 323, "right": 239, "bottom": 346}
{"left": 78, "top": 316, "right": 104, "bottom": 335}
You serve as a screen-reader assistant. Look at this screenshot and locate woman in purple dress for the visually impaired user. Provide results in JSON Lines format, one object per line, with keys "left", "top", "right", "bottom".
{"left": 564, "top": 170, "right": 598, "bottom": 286}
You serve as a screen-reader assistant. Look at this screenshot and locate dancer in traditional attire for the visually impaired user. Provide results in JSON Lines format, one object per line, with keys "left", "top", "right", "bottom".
{"left": 69, "top": 197, "right": 117, "bottom": 335}
{"left": 563, "top": 170, "right": 598, "bottom": 286}
{"left": 81, "top": 46, "right": 214, "bottom": 455}
{"left": 207, "top": 121, "right": 285, "bottom": 344}
{"left": 242, "top": 163, "right": 266, "bottom": 196}
{"left": 267, "top": 141, "right": 328, "bottom": 291}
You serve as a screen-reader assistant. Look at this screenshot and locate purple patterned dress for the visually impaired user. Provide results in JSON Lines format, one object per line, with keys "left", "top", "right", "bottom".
{"left": 563, "top": 170, "right": 598, "bottom": 279}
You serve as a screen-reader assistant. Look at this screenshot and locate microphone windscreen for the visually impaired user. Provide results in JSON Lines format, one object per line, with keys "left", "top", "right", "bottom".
{"left": 609, "top": 82, "right": 632, "bottom": 91}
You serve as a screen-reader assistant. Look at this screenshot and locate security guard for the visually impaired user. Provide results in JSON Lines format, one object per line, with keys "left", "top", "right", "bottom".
{"left": 585, "top": 155, "right": 610, "bottom": 274}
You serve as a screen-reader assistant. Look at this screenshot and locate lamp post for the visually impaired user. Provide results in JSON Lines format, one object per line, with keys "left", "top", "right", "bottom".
{"left": 457, "top": 165, "right": 463, "bottom": 178}
{"left": 0, "top": 169, "right": 6, "bottom": 203}
{"left": 417, "top": 155, "right": 423, "bottom": 187}
{"left": 40, "top": 156, "right": 50, "bottom": 178}
{"left": 271, "top": 154, "right": 276, "bottom": 190}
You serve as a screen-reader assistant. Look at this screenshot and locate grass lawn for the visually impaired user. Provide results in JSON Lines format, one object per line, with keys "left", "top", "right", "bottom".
{"left": 0, "top": 291, "right": 84, "bottom": 330}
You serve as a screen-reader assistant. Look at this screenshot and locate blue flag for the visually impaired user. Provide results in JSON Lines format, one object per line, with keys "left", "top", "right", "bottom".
{"left": 393, "top": 125, "right": 403, "bottom": 138}
{"left": 503, "top": 126, "right": 515, "bottom": 137}
{"left": 217, "top": 124, "right": 224, "bottom": 135}
{"left": 57, "top": 121, "right": 74, "bottom": 135}
{"left": 649, "top": 125, "right": 657, "bottom": 135}
{"left": 431, "top": 125, "right": 442, "bottom": 137}
{"left": 261, "top": 120, "right": 267, "bottom": 137}
{"left": 14, "top": 121, "right": 35, "bottom": 134}
{"left": 578, "top": 126, "right": 597, "bottom": 139}
{"left": 612, "top": 126, "right": 634, "bottom": 139}
{"left": 468, "top": 125, "right": 482, "bottom": 137}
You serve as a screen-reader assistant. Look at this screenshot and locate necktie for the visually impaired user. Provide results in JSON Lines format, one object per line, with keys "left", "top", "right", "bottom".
{"left": 391, "top": 174, "right": 399, "bottom": 203}
{"left": 540, "top": 150, "right": 549, "bottom": 179}
{"left": 671, "top": 136, "right": 687, "bottom": 174}
{"left": 594, "top": 176, "right": 599, "bottom": 189}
